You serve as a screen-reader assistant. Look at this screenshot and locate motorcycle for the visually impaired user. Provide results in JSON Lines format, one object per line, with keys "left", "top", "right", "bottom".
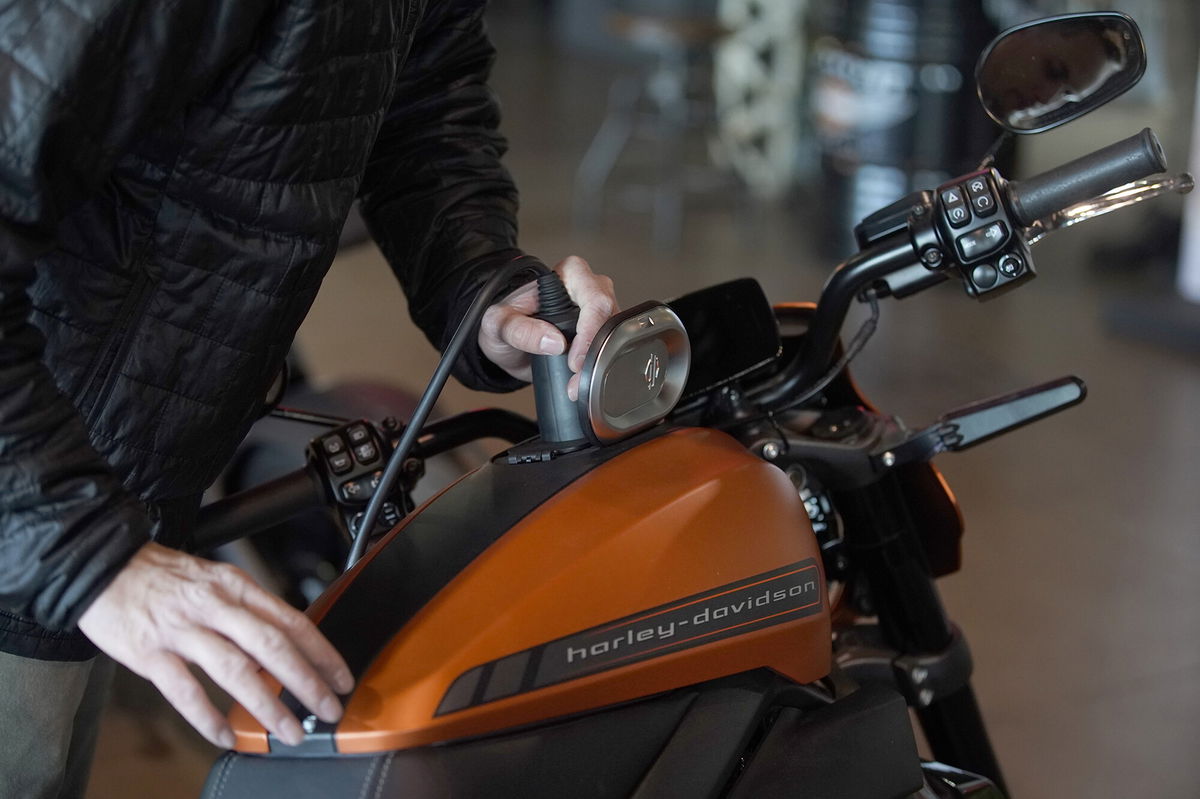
{"left": 191, "top": 13, "right": 1192, "bottom": 798}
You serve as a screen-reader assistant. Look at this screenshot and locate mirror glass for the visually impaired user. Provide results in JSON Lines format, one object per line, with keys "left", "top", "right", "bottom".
{"left": 975, "top": 12, "right": 1145, "bottom": 134}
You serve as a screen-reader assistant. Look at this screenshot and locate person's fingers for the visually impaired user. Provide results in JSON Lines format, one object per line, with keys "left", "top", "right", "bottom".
{"left": 175, "top": 630, "right": 305, "bottom": 747}
{"left": 220, "top": 570, "right": 353, "bottom": 696}
{"left": 477, "top": 256, "right": 616, "bottom": 383}
{"left": 205, "top": 600, "right": 344, "bottom": 725}
{"left": 556, "top": 256, "right": 617, "bottom": 371}
{"left": 495, "top": 279, "right": 539, "bottom": 313}
{"left": 143, "top": 653, "right": 237, "bottom": 749}
{"left": 484, "top": 303, "right": 565, "bottom": 356}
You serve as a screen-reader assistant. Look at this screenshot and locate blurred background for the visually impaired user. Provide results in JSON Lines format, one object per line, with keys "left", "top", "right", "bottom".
{"left": 88, "top": 1, "right": 1199, "bottom": 797}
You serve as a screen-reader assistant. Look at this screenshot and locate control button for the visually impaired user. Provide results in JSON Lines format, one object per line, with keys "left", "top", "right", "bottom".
{"left": 941, "top": 187, "right": 966, "bottom": 207}
{"left": 971, "top": 263, "right": 999, "bottom": 289}
{"left": 956, "top": 221, "right": 1009, "bottom": 261}
{"left": 322, "top": 436, "right": 345, "bottom": 455}
{"left": 965, "top": 177, "right": 988, "bottom": 195}
{"left": 329, "top": 452, "right": 353, "bottom": 474}
{"left": 342, "top": 480, "right": 363, "bottom": 500}
{"left": 998, "top": 253, "right": 1025, "bottom": 278}
{"left": 353, "top": 442, "right": 378, "bottom": 464}
{"left": 941, "top": 187, "right": 970, "bottom": 228}
{"left": 971, "top": 192, "right": 996, "bottom": 216}
{"left": 347, "top": 424, "right": 370, "bottom": 444}
{"left": 966, "top": 176, "right": 997, "bottom": 217}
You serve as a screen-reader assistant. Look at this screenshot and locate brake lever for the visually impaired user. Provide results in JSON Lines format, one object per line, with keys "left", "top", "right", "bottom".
{"left": 871, "top": 376, "right": 1087, "bottom": 471}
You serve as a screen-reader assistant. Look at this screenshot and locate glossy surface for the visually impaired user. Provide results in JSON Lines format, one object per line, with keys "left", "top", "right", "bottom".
{"left": 976, "top": 13, "right": 1145, "bottom": 134}
{"left": 315, "top": 428, "right": 826, "bottom": 751}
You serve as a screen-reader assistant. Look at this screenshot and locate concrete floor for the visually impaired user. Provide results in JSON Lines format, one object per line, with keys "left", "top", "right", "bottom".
{"left": 87, "top": 8, "right": 1200, "bottom": 799}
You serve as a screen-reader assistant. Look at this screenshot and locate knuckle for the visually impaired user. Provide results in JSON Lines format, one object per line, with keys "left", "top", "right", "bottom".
{"left": 256, "top": 625, "right": 289, "bottom": 653}
{"left": 277, "top": 611, "right": 313, "bottom": 639}
{"left": 162, "top": 675, "right": 206, "bottom": 710}
{"left": 212, "top": 562, "right": 248, "bottom": 587}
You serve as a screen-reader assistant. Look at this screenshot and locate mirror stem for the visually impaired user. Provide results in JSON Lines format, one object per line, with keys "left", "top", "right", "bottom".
{"left": 977, "top": 131, "right": 1014, "bottom": 171}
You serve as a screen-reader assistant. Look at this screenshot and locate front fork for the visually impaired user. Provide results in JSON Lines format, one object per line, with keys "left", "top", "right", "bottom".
{"left": 834, "top": 473, "right": 1008, "bottom": 796}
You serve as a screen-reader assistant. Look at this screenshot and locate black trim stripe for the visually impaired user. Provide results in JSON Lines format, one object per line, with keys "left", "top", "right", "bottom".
{"left": 436, "top": 559, "right": 824, "bottom": 716}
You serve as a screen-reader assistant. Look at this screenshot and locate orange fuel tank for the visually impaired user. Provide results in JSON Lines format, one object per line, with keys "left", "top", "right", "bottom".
{"left": 230, "top": 427, "right": 830, "bottom": 754}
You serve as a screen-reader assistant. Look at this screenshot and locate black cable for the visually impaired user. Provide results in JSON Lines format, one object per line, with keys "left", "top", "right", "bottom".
{"left": 343, "top": 256, "right": 549, "bottom": 570}
{"left": 716, "top": 290, "right": 882, "bottom": 434}
{"left": 775, "top": 289, "right": 880, "bottom": 413}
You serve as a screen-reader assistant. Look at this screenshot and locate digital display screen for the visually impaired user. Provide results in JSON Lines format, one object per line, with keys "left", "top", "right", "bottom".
{"left": 667, "top": 278, "right": 781, "bottom": 402}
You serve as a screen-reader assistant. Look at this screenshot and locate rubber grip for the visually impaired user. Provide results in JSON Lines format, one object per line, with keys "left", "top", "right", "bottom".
{"left": 1008, "top": 128, "right": 1166, "bottom": 226}
{"left": 193, "top": 465, "right": 325, "bottom": 551}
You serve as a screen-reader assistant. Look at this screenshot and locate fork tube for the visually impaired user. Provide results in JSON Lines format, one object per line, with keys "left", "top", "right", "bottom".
{"left": 836, "top": 473, "right": 1007, "bottom": 794}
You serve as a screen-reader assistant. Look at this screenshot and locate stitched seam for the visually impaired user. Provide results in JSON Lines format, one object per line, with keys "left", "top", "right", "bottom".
{"left": 87, "top": 428, "right": 200, "bottom": 466}
{"left": 152, "top": 251, "right": 291, "bottom": 299}
{"left": 258, "top": 41, "right": 404, "bottom": 77}
{"left": 214, "top": 753, "right": 236, "bottom": 798}
{"left": 29, "top": 304, "right": 94, "bottom": 335}
{"left": 357, "top": 756, "right": 383, "bottom": 799}
{"left": 140, "top": 310, "right": 257, "bottom": 356}
{"left": 194, "top": 269, "right": 226, "bottom": 352}
{"left": 197, "top": 99, "right": 389, "bottom": 132}
{"left": 163, "top": 193, "right": 325, "bottom": 247}
{"left": 178, "top": 157, "right": 364, "bottom": 189}
{"left": 114, "top": 370, "right": 238, "bottom": 410}
{"left": 372, "top": 755, "right": 394, "bottom": 799}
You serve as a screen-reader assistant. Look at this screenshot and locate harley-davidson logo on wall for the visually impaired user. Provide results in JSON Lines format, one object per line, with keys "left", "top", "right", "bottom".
{"left": 436, "top": 561, "right": 823, "bottom": 716}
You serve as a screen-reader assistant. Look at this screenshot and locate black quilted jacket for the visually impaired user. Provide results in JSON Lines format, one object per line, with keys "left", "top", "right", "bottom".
{"left": 0, "top": 0, "right": 528, "bottom": 660}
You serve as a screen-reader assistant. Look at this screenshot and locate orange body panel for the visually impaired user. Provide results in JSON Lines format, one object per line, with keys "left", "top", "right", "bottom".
{"left": 231, "top": 427, "right": 830, "bottom": 753}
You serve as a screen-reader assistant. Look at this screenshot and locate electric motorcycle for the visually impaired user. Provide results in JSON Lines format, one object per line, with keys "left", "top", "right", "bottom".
{"left": 192, "top": 13, "right": 1192, "bottom": 798}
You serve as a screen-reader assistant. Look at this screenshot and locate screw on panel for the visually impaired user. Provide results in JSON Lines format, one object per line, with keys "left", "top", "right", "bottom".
{"left": 881, "top": 451, "right": 897, "bottom": 467}
{"left": 911, "top": 666, "right": 928, "bottom": 684}
{"left": 761, "top": 442, "right": 781, "bottom": 460}
{"left": 302, "top": 715, "right": 318, "bottom": 734}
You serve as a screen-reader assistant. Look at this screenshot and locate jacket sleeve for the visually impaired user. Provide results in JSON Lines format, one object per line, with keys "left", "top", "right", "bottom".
{"left": 0, "top": 0, "right": 272, "bottom": 631}
{"left": 357, "top": 0, "right": 528, "bottom": 392}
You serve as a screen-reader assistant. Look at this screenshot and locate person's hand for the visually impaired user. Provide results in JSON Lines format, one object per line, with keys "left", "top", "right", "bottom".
{"left": 78, "top": 542, "right": 353, "bottom": 749}
{"left": 479, "top": 255, "right": 617, "bottom": 400}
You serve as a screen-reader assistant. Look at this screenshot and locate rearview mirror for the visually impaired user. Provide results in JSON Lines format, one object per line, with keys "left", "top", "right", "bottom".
{"left": 975, "top": 12, "right": 1145, "bottom": 134}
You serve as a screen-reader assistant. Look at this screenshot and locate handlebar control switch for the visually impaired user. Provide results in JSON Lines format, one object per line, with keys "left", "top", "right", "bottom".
{"left": 306, "top": 419, "right": 413, "bottom": 539}
{"left": 933, "top": 169, "right": 1037, "bottom": 300}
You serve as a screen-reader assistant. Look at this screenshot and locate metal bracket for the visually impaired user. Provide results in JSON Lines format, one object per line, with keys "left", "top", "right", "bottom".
{"left": 835, "top": 623, "right": 973, "bottom": 709}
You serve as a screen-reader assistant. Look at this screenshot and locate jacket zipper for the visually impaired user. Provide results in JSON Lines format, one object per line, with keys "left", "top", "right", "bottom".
{"left": 78, "top": 270, "right": 156, "bottom": 427}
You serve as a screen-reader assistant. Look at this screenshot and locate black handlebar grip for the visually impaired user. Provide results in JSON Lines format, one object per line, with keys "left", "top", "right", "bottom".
{"left": 1007, "top": 128, "right": 1166, "bottom": 227}
{"left": 192, "top": 464, "right": 326, "bottom": 552}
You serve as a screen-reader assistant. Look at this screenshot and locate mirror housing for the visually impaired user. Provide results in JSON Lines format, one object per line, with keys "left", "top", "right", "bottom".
{"left": 975, "top": 12, "right": 1145, "bottom": 134}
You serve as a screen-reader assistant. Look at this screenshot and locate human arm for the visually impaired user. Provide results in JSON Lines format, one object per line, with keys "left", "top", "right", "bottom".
{"left": 0, "top": 0, "right": 349, "bottom": 746}
{"left": 357, "top": 1, "right": 617, "bottom": 394}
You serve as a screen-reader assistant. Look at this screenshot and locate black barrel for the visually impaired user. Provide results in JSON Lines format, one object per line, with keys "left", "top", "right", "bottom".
{"left": 805, "top": 0, "right": 1002, "bottom": 256}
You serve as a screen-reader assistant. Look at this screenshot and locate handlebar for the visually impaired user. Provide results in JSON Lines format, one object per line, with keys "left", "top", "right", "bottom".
{"left": 1007, "top": 128, "right": 1166, "bottom": 226}
{"left": 191, "top": 408, "right": 539, "bottom": 553}
{"left": 192, "top": 464, "right": 326, "bottom": 552}
{"left": 749, "top": 128, "right": 1173, "bottom": 411}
